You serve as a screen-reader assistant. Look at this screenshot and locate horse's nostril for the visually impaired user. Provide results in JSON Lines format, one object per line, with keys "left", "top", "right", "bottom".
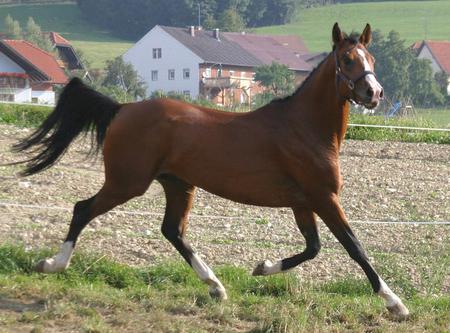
{"left": 367, "top": 87, "right": 374, "bottom": 98}
{"left": 379, "top": 89, "right": 384, "bottom": 99}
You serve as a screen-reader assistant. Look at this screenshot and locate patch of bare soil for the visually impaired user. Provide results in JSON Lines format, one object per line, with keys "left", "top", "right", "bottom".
{"left": 0, "top": 124, "right": 449, "bottom": 293}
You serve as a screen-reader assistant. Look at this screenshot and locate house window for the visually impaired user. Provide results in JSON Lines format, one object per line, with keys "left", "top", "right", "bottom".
{"left": 217, "top": 68, "right": 222, "bottom": 77}
{"left": 183, "top": 90, "right": 190, "bottom": 98}
{"left": 152, "top": 48, "right": 162, "bottom": 59}
{"left": 151, "top": 70, "right": 158, "bottom": 81}
{"left": 205, "top": 68, "right": 211, "bottom": 78}
{"left": 229, "top": 70, "right": 235, "bottom": 77}
{"left": 168, "top": 69, "right": 175, "bottom": 80}
{"left": 0, "top": 94, "right": 14, "bottom": 102}
{"left": 32, "top": 97, "right": 38, "bottom": 103}
{"left": 183, "top": 68, "right": 190, "bottom": 79}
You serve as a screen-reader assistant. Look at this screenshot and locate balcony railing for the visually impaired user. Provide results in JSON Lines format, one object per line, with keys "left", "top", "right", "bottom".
{"left": 202, "top": 76, "right": 233, "bottom": 89}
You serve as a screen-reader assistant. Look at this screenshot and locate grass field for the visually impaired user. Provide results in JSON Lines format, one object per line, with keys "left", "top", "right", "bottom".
{"left": 256, "top": 0, "right": 450, "bottom": 52}
{"left": 0, "top": 245, "right": 448, "bottom": 332}
{"left": 0, "top": 3, "right": 132, "bottom": 68}
{"left": 2, "top": 102, "right": 449, "bottom": 144}
{"left": 0, "top": 1, "right": 449, "bottom": 68}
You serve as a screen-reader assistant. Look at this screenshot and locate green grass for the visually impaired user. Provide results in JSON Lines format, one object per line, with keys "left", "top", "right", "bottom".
{"left": 0, "top": 3, "right": 132, "bottom": 68}
{"left": 415, "top": 108, "right": 450, "bottom": 127}
{"left": 347, "top": 112, "right": 450, "bottom": 144}
{"left": 2, "top": 102, "right": 448, "bottom": 144}
{"left": 256, "top": 1, "right": 450, "bottom": 52}
{"left": 0, "top": 244, "right": 448, "bottom": 332}
{"left": 0, "top": 103, "right": 51, "bottom": 127}
{"left": 1, "top": 1, "right": 449, "bottom": 68}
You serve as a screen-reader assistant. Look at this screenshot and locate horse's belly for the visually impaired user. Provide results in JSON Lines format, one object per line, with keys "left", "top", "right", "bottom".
{"left": 184, "top": 172, "right": 305, "bottom": 208}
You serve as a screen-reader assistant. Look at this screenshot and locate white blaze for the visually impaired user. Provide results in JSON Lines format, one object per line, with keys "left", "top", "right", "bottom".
{"left": 357, "top": 48, "right": 383, "bottom": 102}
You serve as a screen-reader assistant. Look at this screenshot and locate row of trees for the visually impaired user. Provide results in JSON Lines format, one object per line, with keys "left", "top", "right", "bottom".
{"left": 369, "top": 30, "right": 446, "bottom": 107}
{"left": 4, "top": 15, "right": 53, "bottom": 52}
{"left": 76, "top": 0, "right": 298, "bottom": 38}
{"left": 242, "top": 30, "right": 447, "bottom": 108}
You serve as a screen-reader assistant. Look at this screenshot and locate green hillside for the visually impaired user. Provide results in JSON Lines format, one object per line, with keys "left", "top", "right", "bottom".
{"left": 0, "top": 3, "right": 132, "bottom": 68}
{"left": 256, "top": 0, "right": 450, "bottom": 52}
{"left": 0, "top": 1, "right": 448, "bottom": 68}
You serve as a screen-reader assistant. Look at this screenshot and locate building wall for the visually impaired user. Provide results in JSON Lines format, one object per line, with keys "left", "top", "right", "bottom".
{"left": 417, "top": 45, "right": 441, "bottom": 74}
{"left": 0, "top": 53, "right": 26, "bottom": 73}
{"left": 31, "top": 90, "right": 55, "bottom": 104}
{"left": 199, "top": 64, "right": 263, "bottom": 106}
{"left": 123, "top": 25, "right": 203, "bottom": 99}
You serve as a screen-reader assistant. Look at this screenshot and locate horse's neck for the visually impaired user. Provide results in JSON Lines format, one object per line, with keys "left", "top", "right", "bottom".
{"left": 290, "top": 54, "right": 350, "bottom": 150}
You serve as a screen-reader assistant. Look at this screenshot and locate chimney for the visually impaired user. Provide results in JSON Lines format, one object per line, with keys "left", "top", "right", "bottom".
{"left": 213, "top": 28, "right": 220, "bottom": 41}
{"left": 189, "top": 26, "right": 195, "bottom": 37}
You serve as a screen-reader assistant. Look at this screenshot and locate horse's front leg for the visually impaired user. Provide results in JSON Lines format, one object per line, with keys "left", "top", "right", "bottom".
{"left": 314, "top": 193, "right": 409, "bottom": 318}
{"left": 253, "top": 208, "right": 320, "bottom": 275}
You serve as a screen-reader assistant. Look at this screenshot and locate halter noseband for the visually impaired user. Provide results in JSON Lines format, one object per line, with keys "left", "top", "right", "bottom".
{"left": 334, "top": 46, "right": 376, "bottom": 102}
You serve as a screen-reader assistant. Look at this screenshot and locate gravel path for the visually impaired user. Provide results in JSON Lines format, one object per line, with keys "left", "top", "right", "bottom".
{"left": 0, "top": 124, "right": 449, "bottom": 294}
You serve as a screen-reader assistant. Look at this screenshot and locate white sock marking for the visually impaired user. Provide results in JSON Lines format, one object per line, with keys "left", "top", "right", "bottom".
{"left": 259, "top": 260, "right": 283, "bottom": 275}
{"left": 378, "top": 277, "right": 409, "bottom": 317}
{"left": 191, "top": 253, "right": 226, "bottom": 297}
{"left": 42, "top": 241, "right": 74, "bottom": 273}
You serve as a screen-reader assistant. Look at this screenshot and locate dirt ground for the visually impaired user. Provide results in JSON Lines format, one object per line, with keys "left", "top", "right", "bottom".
{"left": 0, "top": 124, "right": 449, "bottom": 293}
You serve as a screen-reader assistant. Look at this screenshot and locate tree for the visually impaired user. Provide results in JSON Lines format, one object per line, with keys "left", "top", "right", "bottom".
{"left": 4, "top": 14, "right": 22, "bottom": 39}
{"left": 24, "top": 17, "right": 53, "bottom": 52}
{"left": 408, "top": 58, "right": 445, "bottom": 107}
{"left": 435, "top": 71, "right": 449, "bottom": 104}
{"left": 369, "top": 30, "right": 444, "bottom": 107}
{"left": 217, "top": 7, "right": 246, "bottom": 32}
{"left": 254, "top": 62, "right": 294, "bottom": 97}
{"left": 103, "top": 57, "right": 147, "bottom": 101}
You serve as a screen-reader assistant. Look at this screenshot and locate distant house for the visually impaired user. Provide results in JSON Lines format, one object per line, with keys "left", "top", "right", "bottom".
{"left": 413, "top": 40, "right": 450, "bottom": 95}
{"left": 123, "top": 25, "right": 324, "bottom": 106}
{"left": 0, "top": 39, "right": 68, "bottom": 104}
{"left": 46, "top": 32, "right": 86, "bottom": 73}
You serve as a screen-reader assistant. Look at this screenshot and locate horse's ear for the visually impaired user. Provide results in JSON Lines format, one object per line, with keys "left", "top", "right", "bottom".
{"left": 332, "top": 22, "right": 344, "bottom": 45}
{"left": 359, "top": 23, "right": 372, "bottom": 46}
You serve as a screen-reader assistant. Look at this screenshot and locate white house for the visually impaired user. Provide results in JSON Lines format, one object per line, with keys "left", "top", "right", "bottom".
{"left": 123, "top": 25, "right": 203, "bottom": 99}
{"left": 123, "top": 25, "right": 321, "bottom": 104}
{"left": 414, "top": 40, "right": 450, "bottom": 95}
{"left": 0, "top": 39, "right": 68, "bottom": 104}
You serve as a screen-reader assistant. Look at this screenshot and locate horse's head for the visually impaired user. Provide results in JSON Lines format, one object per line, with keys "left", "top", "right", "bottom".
{"left": 332, "top": 23, "right": 383, "bottom": 109}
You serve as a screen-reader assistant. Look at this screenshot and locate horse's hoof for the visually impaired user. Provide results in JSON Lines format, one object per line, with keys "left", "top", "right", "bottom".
{"left": 387, "top": 302, "right": 410, "bottom": 319}
{"left": 35, "top": 259, "right": 47, "bottom": 273}
{"left": 252, "top": 260, "right": 270, "bottom": 276}
{"left": 209, "top": 287, "right": 228, "bottom": 301}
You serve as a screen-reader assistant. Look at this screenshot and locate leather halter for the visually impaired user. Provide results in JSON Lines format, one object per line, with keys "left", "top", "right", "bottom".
{"left": 334, "top": 46, "right": 376, "bottom": 102}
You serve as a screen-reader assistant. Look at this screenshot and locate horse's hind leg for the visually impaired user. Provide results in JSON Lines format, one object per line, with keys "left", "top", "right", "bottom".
{"left": 253, "top": 208, "right": 321, "bottom": 275}
{"left": 315, "top": 193, "right": 409, "bottom": 318}
{"left": 159, "top": 175, "right": 227, "bottom": 300}
{"left": 35, "top": 178, "right": 152, "bottom": 273}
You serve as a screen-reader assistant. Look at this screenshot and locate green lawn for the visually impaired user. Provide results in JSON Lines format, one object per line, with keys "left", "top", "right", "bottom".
{"left": 256, "top": 1, "right": 450, "bottom": 52}
{"left": 0, "top": 3, "right": 133, "bottom": 68}
{"left": 0, "top": 245, "right": 448, "bottom": 332}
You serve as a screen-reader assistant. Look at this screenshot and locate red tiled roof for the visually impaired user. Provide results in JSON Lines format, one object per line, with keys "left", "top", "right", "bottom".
{"left": 2, "top": 39, "right": 68, "bottom": 84}
{"left": 424, "top": 41, "right": 450, "bottom": 74}
{"left": 223, "top": 32, "right": 313, "bottom": 71}
{"left": 49, "top": 31, "right": 71, "bottom": 46}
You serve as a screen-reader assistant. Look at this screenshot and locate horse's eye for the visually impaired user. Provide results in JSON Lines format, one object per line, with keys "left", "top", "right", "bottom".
{"left": 343, "top": 56, "right": 353, "bottom": 66}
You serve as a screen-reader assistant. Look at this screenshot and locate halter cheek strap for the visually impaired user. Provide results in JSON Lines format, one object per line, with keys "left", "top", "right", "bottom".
{"left": 334, "top": 49, "right": 376, "bottom": 103}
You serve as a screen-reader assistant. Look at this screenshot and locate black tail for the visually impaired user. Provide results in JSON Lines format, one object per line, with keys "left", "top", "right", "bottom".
{"left": 13, "top": 77, "right": 121, "bottom": 176}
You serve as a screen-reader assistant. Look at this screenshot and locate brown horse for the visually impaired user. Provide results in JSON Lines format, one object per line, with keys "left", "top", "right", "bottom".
{"left": 13, "top": 23, "right": 408, "bottom": 317}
